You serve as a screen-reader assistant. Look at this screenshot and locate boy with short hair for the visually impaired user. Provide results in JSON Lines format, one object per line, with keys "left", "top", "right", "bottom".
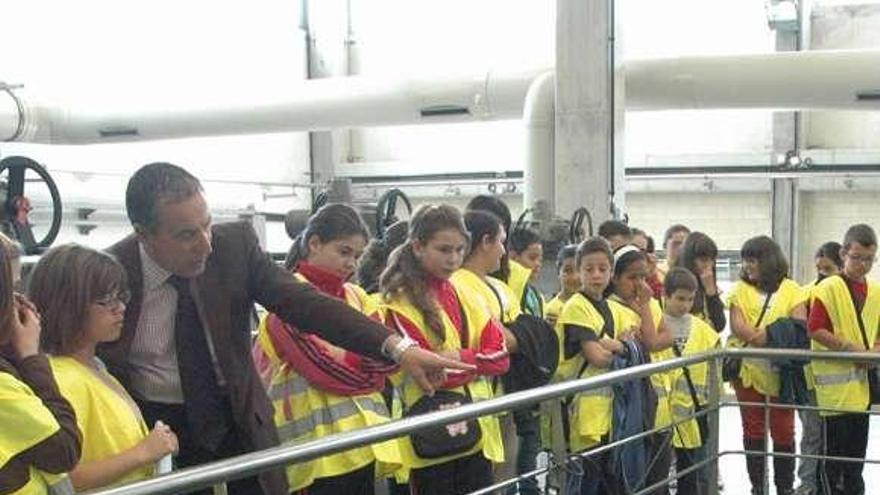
{"left": 662, "top": 267, "right": 721, "bottom": 495}
{"left": 808, "top": 223, "right": 880, "bottom": 494}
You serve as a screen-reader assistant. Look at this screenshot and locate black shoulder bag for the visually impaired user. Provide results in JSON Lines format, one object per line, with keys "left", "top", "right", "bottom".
{"left": 842, "top": 276, "right": 880, "bottom": 404}
{"left": 404, "top": 293, "right": 482, "bottom": 459}
{"left": 672, "top": 342, "right": 709, "bottom": 443}
{"left": 722, "top": 291, "right": 773, "bottom": 382}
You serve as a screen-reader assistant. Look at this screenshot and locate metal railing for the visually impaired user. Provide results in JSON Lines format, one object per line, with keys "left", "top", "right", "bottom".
{"left": 87, "top": 348, "right": 880, "bottom": 495}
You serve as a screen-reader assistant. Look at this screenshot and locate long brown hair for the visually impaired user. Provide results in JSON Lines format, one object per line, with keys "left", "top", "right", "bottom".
{"left": 29, "top": 244, "right": 128, "bottom": 355}
{"left": 380, "top": 204, "right": 468, "bottom": 339}
{"left": 0, "top": 233, "right": 17, "bottom": 346}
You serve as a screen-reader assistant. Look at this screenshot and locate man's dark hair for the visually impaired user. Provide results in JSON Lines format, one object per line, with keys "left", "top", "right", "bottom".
{"left": 126, "top": 162, "right": 203, "bottom": 231}
{"left": 843, "top": 224, "right": 877, "bottom": 250}
{"left": 598, "top": 220, "right": 631, "bottom": 240}
{"left": 664, "top": 267, "right": 698, "bottom": 296}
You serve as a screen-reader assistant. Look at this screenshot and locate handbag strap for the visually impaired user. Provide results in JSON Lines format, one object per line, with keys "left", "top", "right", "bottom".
{"left": 840, "top": 275, "right": 871, "bottom": 351}
{"left": 743, "top": 290, "right": 774, "bottom": 349}
{"left": 672, "top": 341, "right": 703, "bottom": 409}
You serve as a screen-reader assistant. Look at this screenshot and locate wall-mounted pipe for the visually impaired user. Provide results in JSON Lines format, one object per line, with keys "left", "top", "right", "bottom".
{"left": 522, "top": 71, "right": 555, "bottom": 218}
{"left": 626, "top": 49, "right": 880, "bottom": 111}
{"left": 1, "top": 49, "right": 879, "bottom": 144}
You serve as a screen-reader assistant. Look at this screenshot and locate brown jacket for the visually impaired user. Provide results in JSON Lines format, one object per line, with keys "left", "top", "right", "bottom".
{"left": 100, "top": 222, "right": 393, "bottom": 495}
{"left": 0, "top": 354, "right": 81, "bottom": 493}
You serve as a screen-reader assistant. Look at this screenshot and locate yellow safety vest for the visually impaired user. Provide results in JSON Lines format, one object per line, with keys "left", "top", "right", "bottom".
{"left": 810, "top": 276, "right": 880, "bottom": 416}
{"left": 505, "top": 260, "right": 532, "bottom": 306}
{"left": 451, "top": 269, "right": 521, "bottom": 324}
{"left": 255, "top": 276, "right": 401, "bottom": 491}
{"left": 613, "top": 298, "right": 674, "bottom": 430}
{"left": 50, "top": 356, "right": 152, "bottom": 488}
{"left": 545, "top": 296, "right": 565, "bottom": 324}
{"left": 668, "top": 317, "right": 720, "bottom": 449}
{"left": 382, "top": 290, "right": 505, "bottom": 469}
{"left": 726, "top": 279, "right": 807, "bottom": 396}
{"left": 0, "top": 370, "right": 73, "bottom": 495}
{"left": 801, "top": 280, "right": 822, "bottom": 390}
{"left": 556, "top": 293, "right": 626, "bottom": 452}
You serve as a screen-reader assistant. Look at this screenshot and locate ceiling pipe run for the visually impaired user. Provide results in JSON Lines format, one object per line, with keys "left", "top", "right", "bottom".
{"left": 1, "top": 49, "right": 879, "bottom": 145}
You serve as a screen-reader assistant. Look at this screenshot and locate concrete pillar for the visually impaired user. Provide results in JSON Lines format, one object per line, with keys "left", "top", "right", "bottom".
{"left": 555, "top": 0, "right": 624, "bottom": 224}
{"left": 305, "top": 0, "right": 352, "bottom": 202}
{"left": 770, "top": 0, "right": 805, "bottom": 277}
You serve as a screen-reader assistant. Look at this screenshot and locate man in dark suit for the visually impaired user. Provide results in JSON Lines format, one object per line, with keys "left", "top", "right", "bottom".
{"left": 99, "top": 163, "right": 468, "bottom": 495}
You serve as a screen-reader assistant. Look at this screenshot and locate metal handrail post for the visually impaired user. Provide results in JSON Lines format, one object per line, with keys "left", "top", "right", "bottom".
{"left": 763, "top": 385, "right": 771, "bottom": 494}
{"left": 706, "top": 353, "right": 720, "bottom": 495}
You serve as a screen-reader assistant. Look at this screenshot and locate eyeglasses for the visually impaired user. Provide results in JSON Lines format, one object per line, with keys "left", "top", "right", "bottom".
{"left": 847, "top": 253, "right": 876, "bottom": 264}
{"left": 94, "top": 291, "right": 131, "bottom": 309}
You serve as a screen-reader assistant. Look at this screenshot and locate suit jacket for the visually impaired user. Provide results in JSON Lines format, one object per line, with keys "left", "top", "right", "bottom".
{"left": 100, "top": 221, "right": 393, "bottom": 495}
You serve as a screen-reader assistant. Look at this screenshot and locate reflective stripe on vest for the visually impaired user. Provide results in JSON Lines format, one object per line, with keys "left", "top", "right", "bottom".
{"left": 814, "top": 368, "right": 866, "bottom": 387}
{"left": 276, "top": 394, "right": 390, "bottom": 442}
{"left": 268, "top": 373, "right": 311, "bottom": 401}
{"left": 672, "top": 404, "right": 695, "bottom": 420}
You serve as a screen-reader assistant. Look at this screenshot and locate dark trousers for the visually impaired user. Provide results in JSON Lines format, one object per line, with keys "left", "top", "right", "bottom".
{"left": 137, "top": 399, "right": 265, "bottom": 495}
{"left": 644, "top": 431, "right": 673, "bottom": 495}
{"left": 820, "top": 412, "right": 869, "bottom": 495}
{"left": 410, "top": 452, "right": 493, "bottom": 495}
{"left": 510, "top": 409, "right": 540, "bottom": 495}
{"left": 674, "top": 446, "right": 707, "bottom": 495}
{"left": 577, "top": 440, "right": 622, "bottom": 495}
{"left": 297, "top": 462, "right": 375, "bottom": 495}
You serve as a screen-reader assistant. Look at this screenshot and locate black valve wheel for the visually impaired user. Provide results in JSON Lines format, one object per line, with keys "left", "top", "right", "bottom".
{"left": 375, "top": 189, "right": 412, "bottom": 239}
{"left": 569, "top": 207, "right": 593, "bottom": 245}
{"left": 0, "top": 156, "right": 63, "bottom": 255}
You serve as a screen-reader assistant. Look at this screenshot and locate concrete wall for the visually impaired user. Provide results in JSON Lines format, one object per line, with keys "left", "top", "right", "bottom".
{"left": 626, "top": 192, "right": 772, "bottom": 252}
{"left": 805, "top": 4, "right": 880, "bottom": 150}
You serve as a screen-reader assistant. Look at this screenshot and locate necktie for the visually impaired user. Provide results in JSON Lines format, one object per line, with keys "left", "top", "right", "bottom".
{"left": 168, "top": 275, "right": 229, "bottom": 452}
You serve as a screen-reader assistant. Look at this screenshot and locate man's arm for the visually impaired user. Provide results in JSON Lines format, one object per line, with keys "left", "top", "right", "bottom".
{"left": 237, "top": 223, "right": 474, "bottom": 393}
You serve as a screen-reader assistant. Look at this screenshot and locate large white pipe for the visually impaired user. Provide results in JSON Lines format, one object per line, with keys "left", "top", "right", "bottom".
{"left": 522, "top": 71, "right": 555, "bottom": 218}
{"left": 2, "top": 49, "right": 880, "bottom": 144}
{"left": 626, "top": 49, "right": 880, "bottom": 111}
{"left": 6, "top": 69, "right": 544, "bottom": 144}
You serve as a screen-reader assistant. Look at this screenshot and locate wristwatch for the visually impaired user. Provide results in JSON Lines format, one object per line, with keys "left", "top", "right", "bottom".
{"left": 382, "top": 335, "right": 419, "bottom": 364}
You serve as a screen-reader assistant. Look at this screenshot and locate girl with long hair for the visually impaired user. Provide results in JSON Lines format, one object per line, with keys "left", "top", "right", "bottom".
{"left": 254, "top": 203, "right": 401, "bottom": 495}
{"left": 381, "top": 204, "right": 509, "bottom": 495}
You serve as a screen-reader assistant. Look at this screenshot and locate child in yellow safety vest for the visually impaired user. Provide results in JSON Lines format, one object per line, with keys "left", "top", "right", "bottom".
{"left": 381, "top": 204, "right": 510, "bottom": 495}
{"left": 795, "top": 240, "right": 842, "bottom": 494}
{"left": 728, "top": 236, "right": 807, "bottom": 495}
{"left": 546, "top": 245, "right": 580, "bottom": 329}
{"left": 606, "top": 245, "right": 674, "bottom": 495}
{"left": 658, "top": 267, "right": 720, "bottom": 495}
{"left": 253, "top": 204, "right": 402, "bottom": 495}
{"left": 0, "top": 233, "right": 81, "bottom": 495}
{"left": 808, "top": 224, "right": 880, "bottom": 495}
{"left": 557, "top": 238, "right": 668, "bottom": 494}
{"left": 30, "top": 245, "right": 179, "bottom": 492}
